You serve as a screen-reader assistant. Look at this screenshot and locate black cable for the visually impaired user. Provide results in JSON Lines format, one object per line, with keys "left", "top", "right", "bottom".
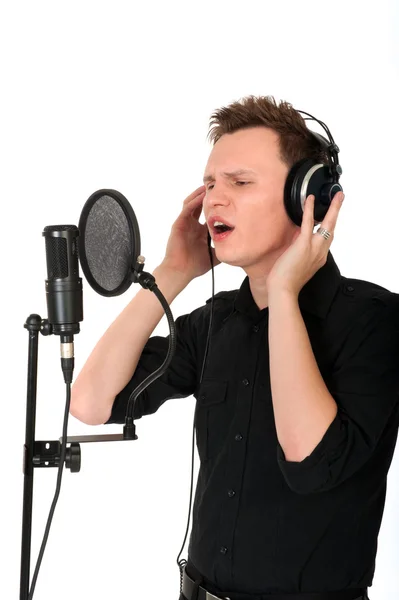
{"left": 28, "top": 383, "right": 71, "bottom": 599}
{"left": 177, "top": 234, "right": 215, "bottom": 592}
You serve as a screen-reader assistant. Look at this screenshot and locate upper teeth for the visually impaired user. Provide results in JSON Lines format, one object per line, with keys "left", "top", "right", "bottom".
{"left": 214, "top": 221, "right": 227, "bottom": 227}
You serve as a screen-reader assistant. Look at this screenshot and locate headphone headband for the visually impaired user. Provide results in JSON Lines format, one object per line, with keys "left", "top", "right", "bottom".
{"left": 296, "top": 109, "right": 342, "bottom": 183}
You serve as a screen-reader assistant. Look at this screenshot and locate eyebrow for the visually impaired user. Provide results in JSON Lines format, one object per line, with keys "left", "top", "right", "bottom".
{"left": 203, "top": 168, "right": 257, "bottom": 183}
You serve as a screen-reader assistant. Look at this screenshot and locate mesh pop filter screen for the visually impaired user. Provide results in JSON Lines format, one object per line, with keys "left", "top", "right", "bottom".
{"left": 84, "top": 195, "right": 132, "bottom": 292}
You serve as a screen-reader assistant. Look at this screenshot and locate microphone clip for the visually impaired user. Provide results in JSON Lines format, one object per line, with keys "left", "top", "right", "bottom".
{"left": 131, "top": 256, "right": 157, "bottom": 291}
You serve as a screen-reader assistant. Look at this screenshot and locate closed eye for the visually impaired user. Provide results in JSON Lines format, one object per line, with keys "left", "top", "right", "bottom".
{"left": 206, "top": 181, "right": 250, "bottom": 190}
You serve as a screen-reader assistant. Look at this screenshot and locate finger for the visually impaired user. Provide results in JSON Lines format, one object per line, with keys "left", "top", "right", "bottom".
{"left": 184, "top": 191, "right": 205, "bottom": 215}
{"left": 320, "top": 191, "right": 345, "bottom": 233}
{"left": 301, "top": 194, "right": 316, "bottom": 237}
{"left": 180, "top": 191, "right": 205, "bottom": 223}
{"left": 183, "top": 185, "right": 206, "bottom": 205}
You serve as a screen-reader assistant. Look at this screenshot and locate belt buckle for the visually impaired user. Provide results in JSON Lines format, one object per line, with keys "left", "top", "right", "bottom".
{"left": 205, "top": 592, "right": 231, "bottom": 600}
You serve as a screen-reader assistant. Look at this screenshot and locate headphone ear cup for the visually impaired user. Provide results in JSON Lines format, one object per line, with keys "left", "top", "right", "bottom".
{"left": 284, "top": 159, "right": 343, "bottom": 227}
{"left": 319, "top": 181, "right": 343, "bottom": 209}
{"left": 284, "top": 159, "right": 315, "bottom": 227}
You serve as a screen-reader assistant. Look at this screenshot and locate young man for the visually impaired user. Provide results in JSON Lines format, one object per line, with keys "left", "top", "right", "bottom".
{"left": 70, "top": 96, "right": 399, "bottom": 600}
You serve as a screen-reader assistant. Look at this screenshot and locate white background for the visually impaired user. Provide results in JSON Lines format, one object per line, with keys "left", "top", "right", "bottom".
{"left": 1, "top": 1, "right": 398, "bottom": 599}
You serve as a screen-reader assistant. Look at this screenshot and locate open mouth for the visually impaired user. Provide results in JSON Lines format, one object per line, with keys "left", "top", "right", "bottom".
{"left": 214, "top": 224, "right": 233, "bottom": 234}
{"left": 212, "top": 224, "right": 235, "bottom": 241}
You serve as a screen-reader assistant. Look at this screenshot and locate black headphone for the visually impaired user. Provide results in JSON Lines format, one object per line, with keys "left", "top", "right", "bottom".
{"left": 204, "top": 108, "right": 343, "bottom": 250}
{"left": 284, "top": 110, "right": 343, "bottom": 226}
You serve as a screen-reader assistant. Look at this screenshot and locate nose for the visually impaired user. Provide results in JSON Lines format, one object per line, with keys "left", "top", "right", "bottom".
{"left": 205, "top": 183, "right": 230, "bottom": 208}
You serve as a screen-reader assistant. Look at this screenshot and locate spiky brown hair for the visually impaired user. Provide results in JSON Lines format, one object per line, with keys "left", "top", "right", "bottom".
{"left": 207, "top": 95, "right": 329, "bottom": 170}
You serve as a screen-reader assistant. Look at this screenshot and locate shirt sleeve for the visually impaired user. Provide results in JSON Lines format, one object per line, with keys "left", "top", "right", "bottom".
{"left": 104, "top": 309, "right": 201, "bottom": 424}
{"left": 276, "top": 295, "right": 399, "bottom": 495}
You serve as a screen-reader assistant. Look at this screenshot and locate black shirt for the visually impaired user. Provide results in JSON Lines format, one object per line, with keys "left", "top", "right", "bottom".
{"left": 105, "top": 251, "right": 399, "bottom": 596}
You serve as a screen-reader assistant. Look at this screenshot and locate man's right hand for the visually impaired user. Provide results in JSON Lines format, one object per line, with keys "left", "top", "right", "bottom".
{"left": 162, "top": 185, "right": 220, "bottom": 281}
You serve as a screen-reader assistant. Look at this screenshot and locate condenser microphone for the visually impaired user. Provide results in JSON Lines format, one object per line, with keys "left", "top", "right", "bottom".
{"left": 42, "top": 225, "right": 83, "bottom": 383}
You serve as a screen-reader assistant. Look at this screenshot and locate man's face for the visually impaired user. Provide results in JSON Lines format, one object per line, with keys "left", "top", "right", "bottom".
{"left": 203, "top": 126, "right": 298, "bottom": 276}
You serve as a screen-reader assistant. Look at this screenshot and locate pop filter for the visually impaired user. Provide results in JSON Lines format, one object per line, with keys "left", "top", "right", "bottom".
{"left": 78, "top": 189, "right": 141, "bottom": 296}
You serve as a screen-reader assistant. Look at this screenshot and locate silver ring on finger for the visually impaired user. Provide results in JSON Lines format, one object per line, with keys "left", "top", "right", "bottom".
{"left": 316, "top": 227, "right": 331, "bottom": 240}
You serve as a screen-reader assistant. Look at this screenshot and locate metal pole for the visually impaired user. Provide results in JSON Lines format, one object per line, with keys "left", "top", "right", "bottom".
{"left": 20, "top": 315, "right": 41, "bottom": 600}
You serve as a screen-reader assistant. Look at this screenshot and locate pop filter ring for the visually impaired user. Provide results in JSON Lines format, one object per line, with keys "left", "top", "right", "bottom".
{"left": 78, "top": 188, "right": 141, "bottom": 297}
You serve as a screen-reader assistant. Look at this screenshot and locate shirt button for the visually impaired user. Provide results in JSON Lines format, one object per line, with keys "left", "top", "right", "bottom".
{"left": 346, "top": 285, "right": 354, "bottom": 292}
{"left": 252, "top": 325, "right": 259, "bottom": 333}
{"left": 235, "top": 433, "right": 243, "bottom": 441}
{"left": 227, "top": 489, "right": 236, "bottom": 498}
{"left": 220, "top": 546, "right": 228, "bottom": 554}
{"left": 242, "top": 378, "right": 250, "bottom": 386}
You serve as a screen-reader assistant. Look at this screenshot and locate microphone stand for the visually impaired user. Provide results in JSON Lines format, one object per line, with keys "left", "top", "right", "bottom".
{"left": 20, "top": 315, "right": 81, "bottom": 600}
{"left": 20, "top": 257, "right": 174, "bottom": 599}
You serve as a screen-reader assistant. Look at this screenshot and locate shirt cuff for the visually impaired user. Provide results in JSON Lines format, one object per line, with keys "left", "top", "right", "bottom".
{"left": 276, "top": 412, "right": 344, "bottom": 494}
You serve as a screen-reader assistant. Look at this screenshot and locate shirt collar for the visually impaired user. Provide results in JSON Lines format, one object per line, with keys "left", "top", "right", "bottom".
{"left": 233, "top": 250, "right": 341, "bottom": 321}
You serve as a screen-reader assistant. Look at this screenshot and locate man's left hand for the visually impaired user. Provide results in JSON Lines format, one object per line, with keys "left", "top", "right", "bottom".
{"left": 267, "top": 191, "right": 345, "bottom": 296}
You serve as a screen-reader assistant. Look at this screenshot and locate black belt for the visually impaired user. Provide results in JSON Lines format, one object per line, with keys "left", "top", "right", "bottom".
{"left": 182, "top": 568, "right": 367, "bottom": 600}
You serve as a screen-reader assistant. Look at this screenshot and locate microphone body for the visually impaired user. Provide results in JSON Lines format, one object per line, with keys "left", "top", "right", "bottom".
{"left": 42, "top": 225, "right": 83, "bottom": 382}
{"left": 43, "top": 225, "right": 83, "bottom": 334}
